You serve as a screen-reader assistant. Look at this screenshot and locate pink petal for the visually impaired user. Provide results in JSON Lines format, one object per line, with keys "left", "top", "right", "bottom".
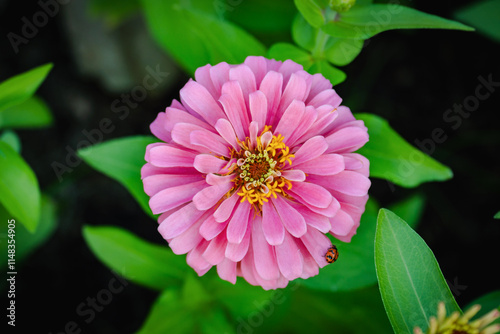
{"left": 168, "top": 217, "right": 204, "bottom": 255}
{"left": 329, "top": 209, "right": 355, "bottom": 236}
{"left": 272, "top": 196, "right": 307, "bottom": 238}
{"left": 171, "top": 123, "right": 213, "bottom": 153}
{"left": 158, "top": 203, "right": 206, "bottom": 239}
{"left": 307, "top": 73, "right": 333, "bottom": 102}
{"left": 281, "top": 169, "right": 306, "bottom": 182}
{"left": 219, "top": 81, "right": 250, "bottom": 139}
{"left": 259, "top": 71, "right": 283, "bottom": 123}
{"left": 147, "top": 144, "right": 196, "bottom": 168}
{"left": 307, "top": 89, "right": 342, "bottom": 109}
{"left": 190, "top": 129, "right": 230, "bottom": 157}
{"left": 275, "top": 73, "right": 308, "bottom": 122}
{"left": 209, "top": 62, "right": 230, "bottom": 97}
{"left": 192, "top": 181, "right": 232, "bottom": 211}
{"left": 278, "top": 60, "right": 304, "bottom": 86}
{"left": 193, "top": 154, "right": 228, "bottom": 174}
{"left": 214, "top": 118, "right": 239, "bottom": 151}
{"left": 186, "top": 240, "right": 212, "bottom": 276}
{"left": 199, "top": 214, "right": 228, "bottom": 240}
{"left": 343, "top": 153, "right": 370, "bottom": 177}
{"left": 214, "top": 191, "right": 240, "bottom": 223}
{"left": 226, "top": 201, "right": 251, "bottom": 244}
{"left": 299, "top": 228, "right": 331, "bottom": 267}
{"left": 150, "top": 112, "right": 171, "bottom": 142}
{"left": 292, "top": 136, "right": 328, "bottom": 165}
{"left": 180, "top": 80, "right": 226, "bottom": 126}
{"left": 202, "top": 233, "right": 227, "bottom": 265}
{"left": 295, "top": 153, "right": 345, "bottom": 175}
{"left": 275, "top": 231, "right": 303, "bottom": 280}
{"left": 248, "top": 90, "right": 267, "bottom": 131}
{"left": 274, "top": 99, "right": 305, "bottom": 145}
{"left": 262, "top": 201, "right": 285, "bottom": 245}
{"left": 252, "top": 216, "right": 280, "bottom": 280}
{"left": 322, "top": 171, "right": 371, "bottom": 196}
{"left": 294, "top": 194, "right": 340, "bottom": 218}
{"left": 225, "top": 223, "right": 251, "bottom": 262}
{"left": 217, "top": 258, "right": 237, "bottom": 284}
{"left": 286, "top": 105, "right": 317, "bottom": 147}
{"left": 325, "top": 127, "right": 369, "bottom": 153}
{"left": 294, "top": 205, "right": 331, "bottom": 233}
{"left": 289, "top": 181, "right": 333, "bottom": 209}
{"left": 244, "top": 56, "right": 268, "bottom": 87}
{"left": 229, "top": 64, "right": 257, "bottom": 106}
{"left": 143, "top": 174, "right": 204, "bottom": 196}
{"left": 194, "top": 64, "right": 217, "bottom": 98}
{"left": 163, "top": 107, "right": 213, "bottom": 135}
{"left": 150, "top": 180, "right": 207, "bottom": 214}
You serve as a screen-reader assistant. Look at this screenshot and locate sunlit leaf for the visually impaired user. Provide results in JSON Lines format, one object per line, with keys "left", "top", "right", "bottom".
{"left": 455, "top": 0, "right": 500, "bottom": 42}
{"left": 308, "top": 60, "right": 346, "bottom": 86}
{"left": 294, "top": 0, "right": 325, "bottom": 28}
{"left": 267, "top": 43, "right": 313, "bottom": 69}
{"left": 0, "top": 96, "right": 52, "bottom": 129}
{"left": 356, "top": 113, "right": 453, "bottom": 187}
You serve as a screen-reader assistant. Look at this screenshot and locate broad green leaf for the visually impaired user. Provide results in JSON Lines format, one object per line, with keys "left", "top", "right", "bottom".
{"left": 309, "top": 60, "right": 346, "bottom": 86}
{"left": 356, "top": 113, "right": 453, "bottom": 187}
{"left": 495, "top": 211, "right": 500, "bottom": 219}
{"left": 292, "top": 14, "right": 317, "bottom": 51}
{"left": 0, "top": 63, "right": 53, "bottom": 112}
{"left": 82, "top": 225, "right": 187, "bottom": 290}
{"left": 200, "top": 307, "right": 235, "bottom": 334}
{"left": 324, "top": 37, "right": 364, "bottom": 66}
{"left": 294, "top": 0, "right": 325, "bottom": 28}
{"left": 300, "top": 198, "right": 379, "bottom": 291}
{"left": 141, "top": 0, "right": 265, "bottom": 74}
{"left": 0, "top": 130, "right": 21, "bottom": 153}
{"left": 322, "top": 4, "right": 474, "bottom": 40}
{"left": 375, "top": 209, "right": 461, "bottom": 334}
{"left": 88, "top": 0, "right": 140, "bottom": 26}
{"left": 465, "top": 290, "right": 500, "bottom": 326}
{"left": 136, "top": 289, "right": 195, "bottom": 334}
{"left": 78, "top": 135, "right": 156, "bottom": 217}
{"left": 267, "top": 43, "right": 313, "bottom": 69}
{"left": 0, "top": 141, "right": 40, "bottom": 232}
{"left": 455, "top": 0, "right": 500, "bottom": 43}
{"left": 0, "top": 195, "right": 57, "bottom": 268}
{"left": 0, "top": 96, "right": 52, "bottom": 129}
{"left": 387, "top": 193, "right": 425, "bottom": 229}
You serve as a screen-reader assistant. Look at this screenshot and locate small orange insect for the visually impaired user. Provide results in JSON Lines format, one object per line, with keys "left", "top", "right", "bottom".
{"left": 325, "top": 245, "right": 339, "bottom": 264}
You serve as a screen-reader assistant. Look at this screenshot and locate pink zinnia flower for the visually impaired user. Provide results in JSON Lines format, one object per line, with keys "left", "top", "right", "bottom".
{"left": 142, "top": 56, "right": 370, "bottom": 290}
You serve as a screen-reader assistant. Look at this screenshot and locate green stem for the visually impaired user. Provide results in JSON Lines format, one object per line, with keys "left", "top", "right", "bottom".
{"left": 311, "top": 29, "right": 330, "bottom": 59}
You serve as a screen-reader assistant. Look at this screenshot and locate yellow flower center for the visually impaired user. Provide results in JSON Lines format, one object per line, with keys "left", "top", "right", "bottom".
{"left": 229, "top": 126, "right": 294, "bottom": 209}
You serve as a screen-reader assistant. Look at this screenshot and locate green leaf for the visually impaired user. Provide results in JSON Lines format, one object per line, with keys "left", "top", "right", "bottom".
{"left": 465, "top": 290, "right": 500, "bottom": 326}
{"left": 375, "top": 209, "right": 461, "bottom": 334}
{"left": 292, "top": 14, "right": 317, "bottom": 51}
{"left": 494, "top": 211, "right": 500, "bottom": 219}
{"left": 322, "top": 4, "right": 474, "bottom": 40}
{"left": 78, "top": 135, "right": 156, "bottom": 217}
{"left": 355, "top": 113, "right": 453, "bottom": 187}
{"left": 136, "top": 289, "right": 195, "bottom": 334}
{"left": 0, "top": 96, "right": 52, "bottom": 129}
{"left": 0, "top": 195, "right": 57, "bottom": 268}
{"left": 300, "top": 198, "right": 379, "bottom": 291}
{"left": 267, "top": 43, "right": 314, "bottom": 69}
{"left": 294, "top": 0, "right": 325, "bottom": 28}
{"left": 82, "top": 225, "right": 187, "bottom": 290}
{"left": 0, "top": 63, "right": 53, "bottom": 112}
{"left": 455, "top": 0, "right": 500, "bottom": 43}
{"left": 324, "top": 37, "right": 364, "bottom": 66}
{"left": 0, "top": 141, "right": 40, "bottom": 232}
{"left": 387, "top": 193, "right": 426, "bottom": 229}
{"left": 308, "top": 60, "right": 346, "bottom": 86}
{"left": 200, "top": 306, "right": 235, "bottom": 334}
{"left": 0, "top": 130, "right": 21, "bottom": 153}
{"left": 141, "top": 0, "right": 266, "bottom": 74}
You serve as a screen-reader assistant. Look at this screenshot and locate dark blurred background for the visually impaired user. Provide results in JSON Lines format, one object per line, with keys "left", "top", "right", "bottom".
{"left": 1, "top": 0, "right": 499, "bottom": 332}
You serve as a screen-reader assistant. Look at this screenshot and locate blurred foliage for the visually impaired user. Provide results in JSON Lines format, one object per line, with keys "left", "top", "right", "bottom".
{"left": 455, "top": 0, "right": 500, "bottom": 43}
